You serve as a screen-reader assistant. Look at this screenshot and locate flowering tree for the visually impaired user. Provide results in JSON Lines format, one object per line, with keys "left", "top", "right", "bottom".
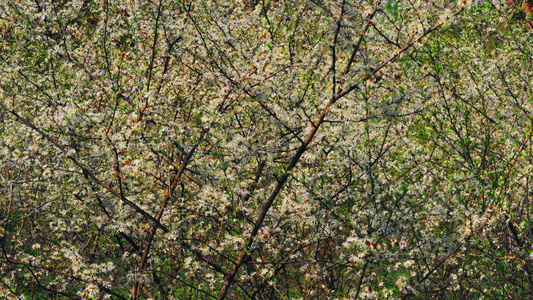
{"left": 1, "top": 0, "right": 533, "bottom": 298}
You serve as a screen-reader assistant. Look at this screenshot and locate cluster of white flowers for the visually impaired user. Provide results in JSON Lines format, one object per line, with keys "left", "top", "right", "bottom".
{"left": 1, "top": 0, "right": 533, "bottom": 298}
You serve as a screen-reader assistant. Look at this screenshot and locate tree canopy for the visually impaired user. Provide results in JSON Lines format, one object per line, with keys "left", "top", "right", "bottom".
{"left": 1, "top": 0, "right": 533, "bottom": 299}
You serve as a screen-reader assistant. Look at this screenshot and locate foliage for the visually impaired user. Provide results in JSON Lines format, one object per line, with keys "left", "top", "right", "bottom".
{"left": 1, "top": 0, "right": 533, "bottom": 299}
